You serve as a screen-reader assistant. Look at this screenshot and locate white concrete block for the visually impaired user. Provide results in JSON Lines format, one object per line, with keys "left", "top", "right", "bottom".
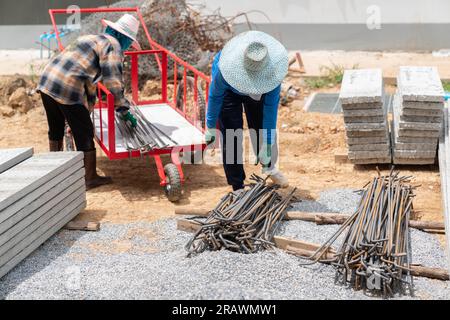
{"left": 352, "top": 157, "right": 391, "bottom": 164}
{"left": 394, "top": 157, "right": 436, "bottom": 165}
{"left": 348, "top": 150, "right": 391, "bottom": 160}
{"left": 348, "top": 143, "right": 390, "bottom": 152}
{"left": 347, "top": 136, "right": 390, "bottom": 145}
{"left": 0, "top": 152, "right": 84, "bottom": 214}
{"left": 345, "top": 121, "right": 388, "bottom": 131}
{"left": 393, "top": 150, "right": 437, "bottom": 158}
{"left": 0, "top": 176, "right": 85, "bottom": 246}
{"left": 0, "top": 183, "right": 85, "bottom": 257}
{"left": 0, "top": 148, "right": 33, "bottom": 174}
{"left": 339, "top": 69, "right": 383, "bottom": 104}
{"left": 0, "top": 199, "right": 86, "bottom": 278}
{"left": 398, "top": 66, "right": 445, "bottom": 102}
{"left": 0, "top": 162, "right": 84, "bottom": 225}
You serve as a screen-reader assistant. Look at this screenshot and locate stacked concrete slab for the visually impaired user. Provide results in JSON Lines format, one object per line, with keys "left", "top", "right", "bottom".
{"left": 392, "top": 66, "right": 445, "bottom": 164}
{"left": 339, "top": 69, "right": 391, "bottom": 164}
{"left": 438, "top": 108, "right": 450, "bottom": 275}
{"left": 0, "top": 149, "right": 86, "bottom": 278}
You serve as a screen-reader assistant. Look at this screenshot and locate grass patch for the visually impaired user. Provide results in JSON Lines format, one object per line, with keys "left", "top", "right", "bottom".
{"left": 305, "top": 63, "right": 358, "bottom": 89}
{"left": 442, "top": 81, "right": 450, "bottom": 92}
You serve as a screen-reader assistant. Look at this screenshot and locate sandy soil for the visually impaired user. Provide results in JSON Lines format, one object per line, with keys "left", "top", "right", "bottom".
{"left": 290, "top": 50, "right": 450, "bottom": 80}
{"left": 2, "top": 49, "right": 450, "bottom": 80}
{"left": 0, "top": 74, "right": 444, "bottom": 240}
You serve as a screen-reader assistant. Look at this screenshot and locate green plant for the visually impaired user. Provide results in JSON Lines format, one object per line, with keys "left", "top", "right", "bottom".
{"left": 442, "top": 81, "right": 450, "bottom": 92}
{"left": 305, "top": 63, "right": 359, "bottom": 89}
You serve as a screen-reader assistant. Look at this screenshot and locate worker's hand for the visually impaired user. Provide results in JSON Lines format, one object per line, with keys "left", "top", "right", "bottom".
{"left": 258, "top": 144, "right": 272, "bottom": 167}
{"left": 117, "top": 107, "right": 137, "bottom": 128}
{"left": 205, "top": 127, "right": 217, "bottom": 145}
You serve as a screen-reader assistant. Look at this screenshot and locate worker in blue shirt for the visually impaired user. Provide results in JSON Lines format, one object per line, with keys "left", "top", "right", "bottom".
{"left": 205, "top": 31, "right": 289, "bottom": 191}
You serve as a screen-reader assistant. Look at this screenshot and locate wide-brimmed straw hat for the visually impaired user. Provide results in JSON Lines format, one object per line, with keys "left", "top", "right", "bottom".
{"left": 102, "top": 14, "right": 141, "bottom": 50}
{"left": 219, "top": 31, "right": 288, "bottom": 95}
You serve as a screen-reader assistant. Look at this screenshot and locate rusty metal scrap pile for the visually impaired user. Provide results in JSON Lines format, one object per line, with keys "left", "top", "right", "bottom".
{"left": 70, "top": 0, "right": 233, "bottom": 85}
{"left": 306, "top": 170, "right": 415, "bottom": 296}
{"left": 186, "top": 175, "right": 296, "bottom": 255}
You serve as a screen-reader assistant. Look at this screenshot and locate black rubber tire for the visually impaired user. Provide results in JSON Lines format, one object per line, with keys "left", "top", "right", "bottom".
{"left": 176, "top": 76, "right": 206, "bottom": 128}
{"left": 164, "top": 163, "right": 182, "bottom": 202}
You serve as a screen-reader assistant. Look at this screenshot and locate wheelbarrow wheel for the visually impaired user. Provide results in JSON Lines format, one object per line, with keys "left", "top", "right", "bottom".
{"left": 164, "top": 163, "right": 182, "bottom": 202}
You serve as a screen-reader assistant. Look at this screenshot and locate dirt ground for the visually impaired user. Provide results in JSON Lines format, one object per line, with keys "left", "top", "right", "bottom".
{"left": 0, "top": 73, "right": 444, "bottom": 245}
{"left": 294, "top": 50, "right": 450, "bottom": 80}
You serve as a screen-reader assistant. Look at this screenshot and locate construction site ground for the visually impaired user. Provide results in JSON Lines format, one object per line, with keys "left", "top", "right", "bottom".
{"left": 0, "top": 50, "right": 448, "bottom": 299}
{"left": 0, "top": 73, "right": 443, "bottom": 234}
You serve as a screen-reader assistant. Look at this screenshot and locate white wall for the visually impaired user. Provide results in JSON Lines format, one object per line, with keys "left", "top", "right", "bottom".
{"left": 198, "top": 0, "right": 450, "bottom": 24}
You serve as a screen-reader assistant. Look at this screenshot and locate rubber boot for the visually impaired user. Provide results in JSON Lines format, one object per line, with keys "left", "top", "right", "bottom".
{"left": 84, "top": 150, "right": 112, "bottom": 190}
{"left": 49, "top": 140, "right": 63, "bottom": 152}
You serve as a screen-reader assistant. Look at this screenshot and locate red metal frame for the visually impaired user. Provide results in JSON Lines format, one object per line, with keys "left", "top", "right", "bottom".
{"left": 48, "top": 7, "right": 211, "bottom": 187}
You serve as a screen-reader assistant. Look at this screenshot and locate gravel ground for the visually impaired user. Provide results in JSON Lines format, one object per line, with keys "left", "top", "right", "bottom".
{"left": 0, "top": 189, "right": 449, "bottom": 300}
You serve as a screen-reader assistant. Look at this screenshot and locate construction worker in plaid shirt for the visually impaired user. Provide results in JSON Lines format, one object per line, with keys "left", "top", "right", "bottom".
{"left": 38, "top": 14, "right": 141, "bottom": 190}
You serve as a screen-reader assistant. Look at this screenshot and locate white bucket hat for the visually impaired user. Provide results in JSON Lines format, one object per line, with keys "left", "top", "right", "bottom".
{"left": 219, "top": 31, "right": 288, "bottom": 95}
{"left": 102, "top": 14, "right": 142, "bottom": 50}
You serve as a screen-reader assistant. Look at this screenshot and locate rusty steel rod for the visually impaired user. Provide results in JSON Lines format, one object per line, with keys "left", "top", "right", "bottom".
{"left": 185, "top": 175, "right": 297, "bottom": 255}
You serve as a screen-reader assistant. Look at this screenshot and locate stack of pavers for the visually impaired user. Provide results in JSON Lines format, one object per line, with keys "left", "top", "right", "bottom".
{"left": 392, "top": 66, "right": 445, "bottom": 164}
{"left": 0, "top": 148, "right": 86, "bottom": 278}
{"left": 339, "top": 68, "right": 391, "bottom": 164}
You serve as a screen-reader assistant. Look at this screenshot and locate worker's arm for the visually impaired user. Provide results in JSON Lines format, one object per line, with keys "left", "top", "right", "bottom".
{"left": 85, "top": 83, "right": 97, "bottom": 111}
{"left": 206, "top": 53, "right": 228, "bottom": 130}
{"left": 262, "top": 85, "right": 281, "bottom": 145}
{"left": 99, "top": 41, "right": 128, "bottom": 108}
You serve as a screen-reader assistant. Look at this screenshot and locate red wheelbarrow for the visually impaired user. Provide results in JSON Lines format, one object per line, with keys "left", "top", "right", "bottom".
{"left": 48, "top": 7, "right": 210, "bottom": 201}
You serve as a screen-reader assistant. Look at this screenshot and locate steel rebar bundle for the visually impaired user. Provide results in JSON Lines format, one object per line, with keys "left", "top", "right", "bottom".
{"left": 115, "top": 105, "right": 178, "bottom": 152}
{"left": 186, "top": 175, "right": 297, "bottom": 255}
{"left": 303, "top": 169, "right": 416, "bottom": 296}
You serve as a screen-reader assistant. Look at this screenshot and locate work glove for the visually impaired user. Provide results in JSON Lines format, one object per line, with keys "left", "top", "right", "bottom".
{"left": 205, "top": 127, "right": 217, "bottom": 145}
{"left": 258, "top": 143, "right": 272, "bottom": 168}
{"left": 116, "top": 107, "right": 137, "bottom": 128}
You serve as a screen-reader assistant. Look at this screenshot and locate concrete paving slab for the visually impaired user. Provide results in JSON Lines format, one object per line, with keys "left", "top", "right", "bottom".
{"left": 402, "top": 101, "right": 444, "bottom": 111}
{"left": 0, "top": 161, "right": 84, "bottom": 225}
{"left": 339, "top": 69, "right": 383, "bottom": 104}
{"left": 396, "top": 136, "right": 438, "bottom": 144}
{"left": 347, "top": 136, "right": 390, "bottom": 145}
{"left": 393, "top": 141, "right": 437, "bottom": 151}
{"left": 0, "top": 177, "right": 85, "bottom": 248}
{"left": 348, "top": 150, "right": 391, "bottom": 160}
{"left": 0, "top": 183, "right": 85, "bottom": 257}
{"left": 397, "top": 129, "right": 441, "bottom": 138}
{"left": 345, "top": 121, "right": 388, "bottom": 131}
{"left": 352, "top": 157, "right": 391, "bottom": 164}
{"left": 342, "top": 108, "right": 384, "bottom": 117}
{"left": 0, "top": 199, "right": 86, "bottom": 278}
{"left": 398, "top": 66, "right": 445, "bottom": 102}
{"left": 398, "top": 121, "right": 442, "bottom": 131}
{"left": 0, "top": 148, "right": 33, "bottom": 174}
{"left": 345, "top": 129, "right": 389, "bottom": 138}
{"left": 393, "top": 150, "right": 437, "bottom": 158}
{"left": 343, "top": 116, "right": 385, "bottom": 123}
{"left": 438, "top": 108, "right": 450, "bottom": 274}
{"left": 393, "top": 100, "right": 441, "bottom": 137}
{"left": 348, "top": 143, "right": 390, "bottom": 151}
{"left": 0, "top": 152, "right": 84, "bottom": 214}
{"left": 393, "top": 157, "right": 436, "bottom": 165}
{"left": 400, "top": 114, "right": 443, "bottom": 123}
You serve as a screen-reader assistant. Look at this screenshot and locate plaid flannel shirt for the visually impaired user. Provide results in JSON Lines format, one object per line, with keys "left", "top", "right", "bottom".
{"left": 38, "top": 34, "right": 128, "bottom": 110}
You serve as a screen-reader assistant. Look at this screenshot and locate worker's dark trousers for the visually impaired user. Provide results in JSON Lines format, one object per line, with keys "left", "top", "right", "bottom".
{"left": 218, "top": 90, "right": 278, "bottom": 191}
{"left": 40, "top": 92, "right": 95, "bottom": 151}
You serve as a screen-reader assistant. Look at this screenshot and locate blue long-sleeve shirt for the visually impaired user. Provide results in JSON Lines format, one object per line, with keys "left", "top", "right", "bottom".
{"left": 206, "top": 51, "right": 280, "bottom": 144}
